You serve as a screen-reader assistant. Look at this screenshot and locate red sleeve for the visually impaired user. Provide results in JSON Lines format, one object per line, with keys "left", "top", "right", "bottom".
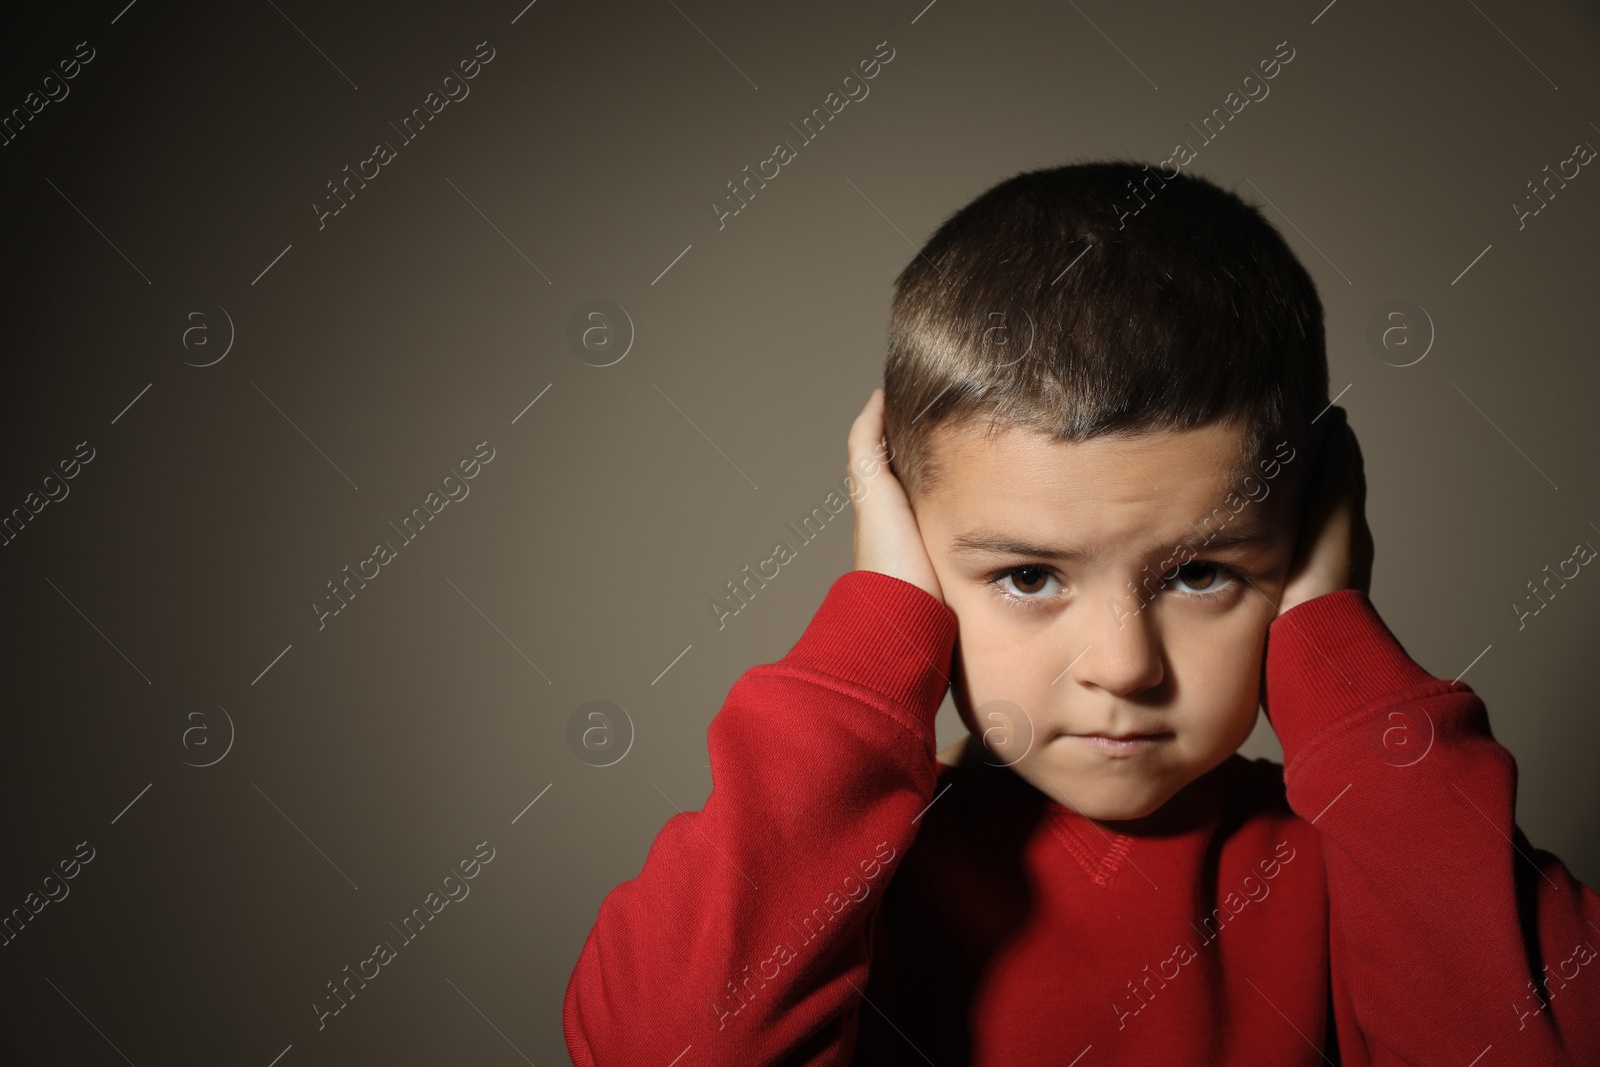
{"left": 1265, "top": 589, "right": 1600, "bottom": 1066}
{"left": 563, "top": 569, "right": 957, "bottom": 1067}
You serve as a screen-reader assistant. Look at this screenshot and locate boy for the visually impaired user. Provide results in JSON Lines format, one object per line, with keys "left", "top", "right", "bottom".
{"left": 564, "top": 163, "right": 1600, "bottom": 1065}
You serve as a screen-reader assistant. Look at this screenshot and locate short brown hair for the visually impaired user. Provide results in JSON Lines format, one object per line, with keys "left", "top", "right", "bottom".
{"left": 883, "top": 160, "right": 1328, "bottom": 504}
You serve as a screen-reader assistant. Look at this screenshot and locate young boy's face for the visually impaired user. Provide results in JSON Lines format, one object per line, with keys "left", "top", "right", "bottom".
{"left": 911, "top": 419, "right": 1299, "bottom": 824}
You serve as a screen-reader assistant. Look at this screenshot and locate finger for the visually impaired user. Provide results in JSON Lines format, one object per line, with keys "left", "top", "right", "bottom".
{"left": 1322, "top": 414, "right": 1364, "bottom": 502}
{"left": 847, "top": 388, "right": 885, "bottom": 470}
{"left": 1286, "top": 408, "right": 1345, "bottom": 569}
{"left": 1344, "top": 418, "right": 1367, "bottom": 501}
{"left": 1310, "top": 405, "right": 1356, "bottom": 493}
{"left": 1312, "top": 403, "right": 1347, "bottom": 462}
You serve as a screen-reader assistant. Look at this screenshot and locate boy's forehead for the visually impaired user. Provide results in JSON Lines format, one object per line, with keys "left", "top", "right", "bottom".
{"left": 927, "top": 419, "right": 1251, "bottom": 489}
{"left": 918, "top": 420, "right": 1285, "bottom": 553}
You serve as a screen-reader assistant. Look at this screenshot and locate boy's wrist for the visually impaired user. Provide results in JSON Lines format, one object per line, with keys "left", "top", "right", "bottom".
{"left": 783, "top": 570, "right": 957, "bottom": 722}
{"left": 1264, "top": 589, "right": 1447, "bottom": 766}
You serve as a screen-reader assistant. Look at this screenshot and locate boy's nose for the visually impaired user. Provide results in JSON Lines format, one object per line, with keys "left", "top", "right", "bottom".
{"left": 1069, "top": 596, "right": 1166, "bottom": 696}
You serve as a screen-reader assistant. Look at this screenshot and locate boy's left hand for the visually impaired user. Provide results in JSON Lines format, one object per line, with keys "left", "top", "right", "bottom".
{"left": 1276, "top": 405, "right": 1374, "bottom": 618}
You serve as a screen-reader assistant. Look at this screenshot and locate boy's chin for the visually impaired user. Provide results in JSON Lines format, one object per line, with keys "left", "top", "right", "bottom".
{"left": 1061, "top": 791, "right": 1170, "bottom": 823}
{"left": 1074, "top": 795, "right": 1171, "bottom": 823}
{"left": 1014, "top": 763, "right": 1182, "bottom": 823}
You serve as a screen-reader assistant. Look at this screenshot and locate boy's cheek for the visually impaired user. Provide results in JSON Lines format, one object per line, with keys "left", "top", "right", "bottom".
{"left": 1255, "top": 572, "right": 1294, "bottom": 621}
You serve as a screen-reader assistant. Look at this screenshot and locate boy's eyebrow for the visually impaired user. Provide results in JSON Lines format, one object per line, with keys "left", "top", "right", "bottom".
{"left": 948, "top": 519, "right": 1276, "bottom": 562}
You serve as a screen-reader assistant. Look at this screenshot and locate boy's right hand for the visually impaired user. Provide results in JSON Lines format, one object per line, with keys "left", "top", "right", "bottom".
{"left": 849, "top": 388, "right": 945, "bottom": 605}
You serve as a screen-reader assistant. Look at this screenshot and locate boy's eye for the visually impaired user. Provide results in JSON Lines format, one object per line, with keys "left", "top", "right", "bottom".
{"left": 996, "top": 564, "right": 1060, "bottom": 599}
{"left": 1171, "top": 562, "right": 1217, "bottom": 590}
{"left": 1163, "top": 561, "right": 1238, "bottom": 597}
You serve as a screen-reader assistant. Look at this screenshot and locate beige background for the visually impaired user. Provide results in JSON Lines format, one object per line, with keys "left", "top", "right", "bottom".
{"left": 2, "top": 0, "right": 1597, "bottom": 1062}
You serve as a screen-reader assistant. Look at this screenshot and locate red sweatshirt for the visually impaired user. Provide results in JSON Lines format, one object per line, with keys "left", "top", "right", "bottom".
{"left": 564, "top": 570, "right": 1600, "bottom": 1065}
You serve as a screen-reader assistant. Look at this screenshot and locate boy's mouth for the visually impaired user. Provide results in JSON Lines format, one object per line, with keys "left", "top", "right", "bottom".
{"left": 1068, "top": 731, "right": 1174, "bottom": 754}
